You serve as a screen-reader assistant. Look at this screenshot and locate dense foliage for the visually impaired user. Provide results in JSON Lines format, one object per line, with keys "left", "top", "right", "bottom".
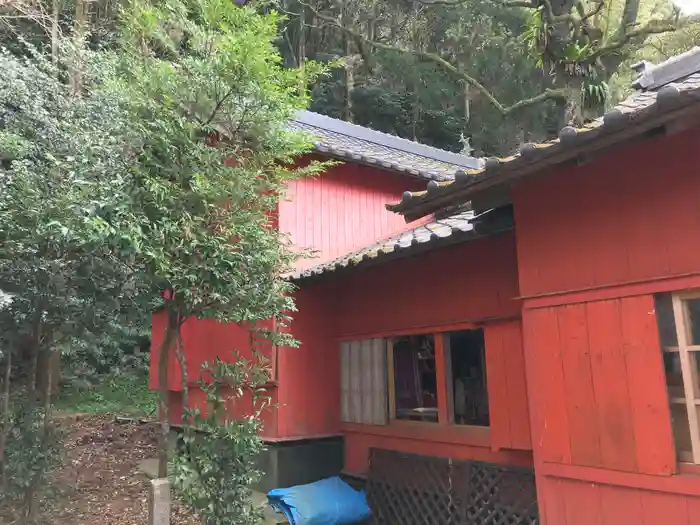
{"left": 0, "top": 0, "right": 329, "bottom": 522}
{"left": 278, "top": 0, "right": 693, "bottom": 154}
{"left": 0, "top": 44, "right": 146, "bottom": 520}
{"left": 172, "top": 356, "right": 270, "bottom": 525}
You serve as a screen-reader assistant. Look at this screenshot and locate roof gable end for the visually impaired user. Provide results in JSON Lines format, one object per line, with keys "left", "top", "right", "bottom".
{"left": 290, "top": 111, "right": 484, "bottom": 181}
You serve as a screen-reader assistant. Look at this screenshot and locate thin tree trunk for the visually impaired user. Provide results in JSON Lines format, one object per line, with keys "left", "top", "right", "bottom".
{"left": 341, "top": 0, "right": 354, "bottom": 122}
{"left": 26, "top": 311, "right": 42, "bottom": 405}
{"left": 157, "top": 307, "right": 178, "bottom": 478}
{"left": 51, "top": 0, "right": 59, "bottom": 62}
{"left": 0, "top": 343, "right": 11, "bottom": 487}
{"left": 70, "top": 0, "right": 87, "bottom": 93}
{"left": 298, "top": 4, "right": 306, "bottom": 94}
{"left": 27, "top": 360, "right": 54, "bottom": 523}
{"left": 174, "top": 326, "right": 188, "bottom": 427}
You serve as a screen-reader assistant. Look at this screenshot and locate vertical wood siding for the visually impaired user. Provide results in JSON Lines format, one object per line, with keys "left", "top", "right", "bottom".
{"left": 149, "top": 314, "right": 273, "bottom": 391}
{"left": 513, "top": 126, "right": 700, "bottom": 298}
{"left": 538, "top": 476, "right": 700, "bottom": 525}
{"left": 511, "top": 129, "right": 700, "bottom": 523}
{"left": 484, "top": 320, "right": 532, "bottom": 451}
{"left": 523, "top": 295, "right": 675, "bottom": 476}
{"left": 334, "top": 232, "right": 521, "bottom": 336}
{"left": 278, "top": 161, "right": 427, "bottom": 271}
{"left": 276, "top": 282, "right": 340, "bottom": 438}
{"left": 323, "top": 232, "right": 532, "bottom": 473}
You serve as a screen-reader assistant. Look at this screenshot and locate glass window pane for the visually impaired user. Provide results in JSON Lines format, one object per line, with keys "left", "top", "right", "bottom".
{"left": 449, "top": 329, "right": 489, "bottom": 427}
{"left": 690, "top": 351, "right": 700, "bottom": 399}
{"left": 664, "top": 352, "right": 685, "bottom": 400}
{"left": 393, "top": 334, "right": 438, "bottom": 423}
{"left": 655, "top": 294, "right": 678, "bottom": 348}
{"left": 671, "top": 403, "right": 693, "bottom": 462}
{"left": 687, "top": 298, "right": 700, "bottom": 346}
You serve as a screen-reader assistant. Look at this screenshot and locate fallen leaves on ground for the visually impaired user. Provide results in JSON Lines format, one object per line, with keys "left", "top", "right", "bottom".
{"left": 3, "top": 414, "right": 200, "bottom": 525}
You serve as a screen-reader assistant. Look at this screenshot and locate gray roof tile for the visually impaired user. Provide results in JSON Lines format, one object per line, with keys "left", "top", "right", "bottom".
{"left": 389, "top": 70, "right": 700, "bottom": 218}
{"left": 290, "top": 208, "right": 510, "bottom": 280}
{"left": 290, "top": 111, "right": 484, "bottom": 182}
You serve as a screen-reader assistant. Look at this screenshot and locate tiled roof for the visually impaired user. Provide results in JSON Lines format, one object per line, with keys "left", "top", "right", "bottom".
{"left": 291, "top": 207, "right": 513, "bottom": 281}
{"left": 388, "top": 65, "right": 700, "bottom": 220}
{"left": 290, "top": 111, "right": 484, "bottom": 182}
{"left": 632, "top": 47, "right": 700, "bottom": 91}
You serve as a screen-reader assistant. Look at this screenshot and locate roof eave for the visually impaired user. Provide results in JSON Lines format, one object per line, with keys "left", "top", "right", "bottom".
{"left": 311, "top": 148, "right": 453, "bottom": 181}
{"left": 389, "top": 86, "right": 700, "bottom": 222}
{"left": 290, "top": 206, "right": 514, "bottom": 283}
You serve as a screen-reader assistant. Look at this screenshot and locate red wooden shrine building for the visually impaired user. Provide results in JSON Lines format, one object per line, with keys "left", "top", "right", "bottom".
{"left": 151, "top": 47, "right": 700, "bottom": 523}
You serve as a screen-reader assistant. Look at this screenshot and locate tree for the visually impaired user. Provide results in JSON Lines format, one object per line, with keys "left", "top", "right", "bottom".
{"left": 300, "top": 0, "right": 562, "bottom": 154}
{"left": 0, "top": 45, "right": 146, "bottom": 522}
{"left": 285, "top": 0, "right": 684, "bottom": 145}
{"left": 97, "top": 0, "right": 329, "bottom": 504}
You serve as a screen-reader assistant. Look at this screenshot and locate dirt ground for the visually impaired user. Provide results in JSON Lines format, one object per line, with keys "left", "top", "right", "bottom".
{"left": 1, "top": 414, "right": 200, "bottom": 525}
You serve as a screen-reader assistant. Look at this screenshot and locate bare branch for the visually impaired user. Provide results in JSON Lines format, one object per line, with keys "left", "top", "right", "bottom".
{"left": 304, "top": 2, "right": 568, "bottom": 115}
{"left": 589, "top": 19, "right": 677, "bottom": 63}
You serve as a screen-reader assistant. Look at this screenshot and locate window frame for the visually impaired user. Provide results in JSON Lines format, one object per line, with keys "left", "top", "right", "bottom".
{"left": 386, "top": 334, "right": 441, "bottom": 425}
{"left": 662, "top": 291, "right": 700, "bottom": 463}
{"left": 442, "top": 329, "right": 490, "bottom": 429}
{"left": 339, "top": 324, "right": 491, "bottom": 431}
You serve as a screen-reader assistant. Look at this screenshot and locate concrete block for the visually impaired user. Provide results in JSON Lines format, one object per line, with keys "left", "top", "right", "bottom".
{"left": 149, "top": 478, "right": 171, "bottom": 525}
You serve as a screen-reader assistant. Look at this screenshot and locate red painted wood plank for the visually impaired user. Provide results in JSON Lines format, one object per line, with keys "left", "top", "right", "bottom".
{"left": 434, "top": 334, "right": 450, "bottom": 425}
{"left": 686, "top": 495, "right": 700, "bottom": 523}
{"left": 561, "top": 479, "right": 602, "bottom": 525}
{"left": 512, "top": 128, "right": 700, "bottom": 297}
{"left": 586, "top": 299, "right": 638, "bottom": 472}
{"left": 540, "top": 477, "right": 567, "bottom": 525}
{"left": 642, "top": 491, "right": 689, "bottom": 525}
{"left": 619, "top": 294, "right": 676, "bottom": 475}
{"left": 541, "top": 461, "right": 700, "bottom": 497}
{"left": 484, "top": 324, "right": 512, "bottom": 450}
{"left": 327, "top": 172, "right": 338, "bottom": 259}
{"left": 558, "top": 303, "right": 602, "bottom": 467}
{"left": 599, "top": 484, "right": 643, "bottom": 525}
{"left": 502, "top": 321, "right": 532, "bottom": 450}
{"left": 525, "top": 307, "right": 571, "bottom": 464}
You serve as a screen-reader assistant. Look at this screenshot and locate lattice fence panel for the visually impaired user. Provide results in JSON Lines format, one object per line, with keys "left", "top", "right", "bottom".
{"left": 366, "top": 449, "right": 539, "bottom": 525}
{"left": 460, "top": 462, "right": 539, "bottom": 525}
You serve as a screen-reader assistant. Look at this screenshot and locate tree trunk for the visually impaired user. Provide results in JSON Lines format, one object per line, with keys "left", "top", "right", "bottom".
{"left": 174, "top": 327, "right": 188, "bottom": 427}
{"left": 37, "top": 348, "right": 60, "bottom": 399}
{"left": 564, "top": 79, "right": 584, "bottom": 127}
{"left": 51, "top": 0, "right": 59, "bottom": 62}
{"left": 298, "top": 4, "right": 306, "bottom": 94}
{"left": 341, "top": 0, "right": 354, "bottom": 122}
{"left": 70, "top": 0, "right": 88, "bottom": 94}
{"left": 157, "top": 307, "right": 178, "bottom": 478}
{"left": 26, "top": 312, "right": 42, "bottom": 405}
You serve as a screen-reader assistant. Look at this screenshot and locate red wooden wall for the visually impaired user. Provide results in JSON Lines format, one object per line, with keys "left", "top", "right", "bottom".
{"left": 484, "top": 320, "right": 531, "bottom": 452}
{"left": 276, "top": 283, "right": 340, "bottom": 439}
{"left": 149, "top": 313, "right": 278, "bottom": 436}
{"left": 279, "top": 161, "right": 426, "bottom": 271}
{"left": 513, "top": 126, "right": 700, "bottom": 524}
{"left": 333, "top": 233, "right": 522, "bottom": 337}
{"left": 323, "top": 231, "right": 533, "bottom": 473}
{"left": 514, "top": 127, "right": 700, "bottom": 299}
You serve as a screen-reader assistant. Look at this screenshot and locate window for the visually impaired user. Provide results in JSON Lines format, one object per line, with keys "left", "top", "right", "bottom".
{"left": 446, "top": 330, "right": 489, "bottom": 427}
{"left": 340, "top": 338, "right": 388, "bottom": 425}
{"left": 656, "top": 293, "right": 700, "bottom": 463}
{"left": 389, "top": 334, "right": 438, "bottom": 422}
{"left": 338, "top": 328, "right": 492, "bottom": 429}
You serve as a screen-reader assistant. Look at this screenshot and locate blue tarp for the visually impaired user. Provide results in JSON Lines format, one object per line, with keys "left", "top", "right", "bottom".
{"left": 267, "top": 476, "right": 371, "bottom": 525}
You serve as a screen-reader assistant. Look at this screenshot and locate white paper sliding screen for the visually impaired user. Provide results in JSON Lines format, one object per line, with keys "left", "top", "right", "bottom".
{"left": 340, "top": 338, "right": 388, "bottom": 425}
